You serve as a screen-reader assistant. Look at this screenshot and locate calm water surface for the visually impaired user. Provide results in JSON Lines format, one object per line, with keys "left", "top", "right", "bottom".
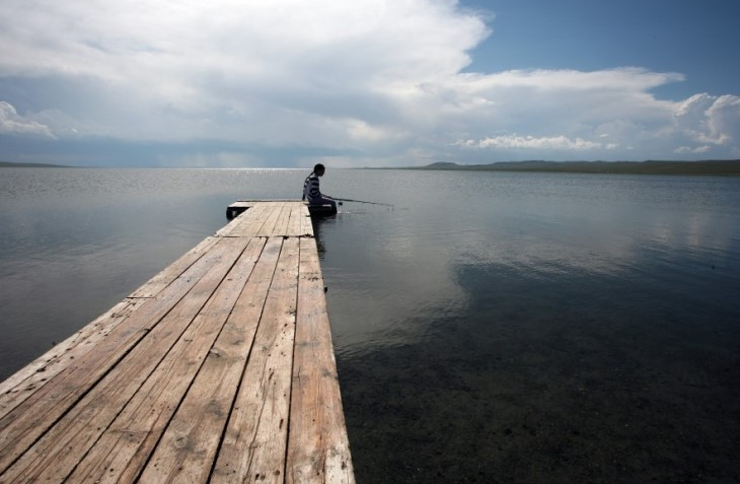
{"left": 1, "top": 168, "right": 739, "bottom": 483}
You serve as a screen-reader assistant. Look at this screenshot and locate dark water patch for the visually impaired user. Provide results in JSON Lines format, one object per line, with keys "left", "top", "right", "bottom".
{"left": 337, "top": 259, "right": 740, "bottom": 483}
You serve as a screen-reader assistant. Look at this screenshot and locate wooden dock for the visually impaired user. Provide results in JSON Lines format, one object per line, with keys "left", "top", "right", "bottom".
{"left": 227, "top": 200, "right": 337, "bottom": 220}
{"left": 0, "top": 201, "right": 354, "bottom": 484}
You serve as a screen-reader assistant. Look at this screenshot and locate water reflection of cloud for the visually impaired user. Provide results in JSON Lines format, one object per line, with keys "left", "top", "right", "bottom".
{"left": 450, "top": 204, "right": 739, "bottom": 281}
{"left": 328, "top": 178, "right": 740, "bottom": 358}
{"left": 327, "top": 224, "right": 469, "bottom": 357}
{"left": 670, "top": 211, "right": 737, "bottom": 252}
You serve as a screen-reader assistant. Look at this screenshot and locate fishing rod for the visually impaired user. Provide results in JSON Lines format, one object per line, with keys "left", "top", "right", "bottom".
{"left": 332, "top": 197, "right": 395, "bottom": 207}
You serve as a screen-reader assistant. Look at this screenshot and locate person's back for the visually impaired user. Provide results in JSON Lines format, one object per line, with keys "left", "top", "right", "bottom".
{"left": 302, "top": 163, "right": 336, "bottom": 211}
{"left": 303, "top": 171, "right": 321, "bottom": 202}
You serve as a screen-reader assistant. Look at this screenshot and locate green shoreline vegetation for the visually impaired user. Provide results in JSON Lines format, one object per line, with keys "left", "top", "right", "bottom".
{"left": 404, "top": 159, "right": 740, "bottom": 176}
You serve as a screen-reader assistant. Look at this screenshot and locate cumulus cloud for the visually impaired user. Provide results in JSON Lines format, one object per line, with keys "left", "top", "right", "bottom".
{"left": 0, "top": 0, "right": 486, "bottom": 146}
{"left": 0, "top": 0, "right": 738, "bottom": 166}
{"left": 422, "top": 69, "right": 740, "bottom": 162}
{"left": 456, "top": 134, "right": 604, "bottom": 151}
{"left": 674, "top": 93, "right": 740, "bottom": 146}
{"left": 0, "top": 101, "right": 55, "bottom": 138}
{"left": 675, "top": 145, "right": 711, "bottom": 155}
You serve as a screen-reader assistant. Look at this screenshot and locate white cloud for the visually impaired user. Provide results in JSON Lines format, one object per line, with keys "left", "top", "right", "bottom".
{"left": 1, "top": 0, "right": 487, "bottom": 146}
{"left": 674, "top": 145, "right": 711, "bottom": 154}
{"left": 456, "top": 134, "right": 603, "bottom": 151}
{"left": 0, "top": 102, "right": 55, "bottom": 138}
{"left": 691, "top": 94, "right": 739, "bottom": 145}
{"left": 670, "top": 93, "right": 740, "bottom": 155}
{"left": 0, "top": 0, "right": 738, "bottom": 166}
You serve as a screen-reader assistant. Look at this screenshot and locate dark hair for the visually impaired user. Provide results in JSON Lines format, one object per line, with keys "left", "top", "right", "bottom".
{"left": 314, "top": 163, "right": 325, "bottom": 172}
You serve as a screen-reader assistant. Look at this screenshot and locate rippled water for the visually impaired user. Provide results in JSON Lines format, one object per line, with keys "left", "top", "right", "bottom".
{"left": 1, "top": 168, "right": 739, "bottom": 483}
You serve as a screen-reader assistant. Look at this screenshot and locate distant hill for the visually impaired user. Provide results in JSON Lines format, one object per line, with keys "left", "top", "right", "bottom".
{"left": 0, "top": 161, "right": 70, "bottom": 168}
{"left": 409, "top": 160, "right": 740, "bottom": 176}
{"left": 425, "top": 161, "right": 462, "bottom": 169}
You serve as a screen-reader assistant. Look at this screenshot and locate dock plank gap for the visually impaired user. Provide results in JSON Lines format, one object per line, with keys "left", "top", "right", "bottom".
{"left": 0, "top": 201, "right": 355, "bottom": 484}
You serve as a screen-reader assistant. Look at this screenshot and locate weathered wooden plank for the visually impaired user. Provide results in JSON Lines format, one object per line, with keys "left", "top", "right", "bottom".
{"left": 287, "top": 203, "right": 309, "bottom": 238}
{"left": 234, "top": 199, "right": 299, "bottom": 205}
{"left": 301, "top": 205, "right": 314, "bottom": 237}
{"left": 64, "top": 237, "right": 270, "bottom": 484}
{"left": 229, "top": 201, "right": 256, "bottom": 209}
{"left": 225, "top": 203, "right": 282, "bottom": 238}
{"left": 215, "top": 209, "right": 243, "bottom": 237}
{"left": 211, "top": 237, "right": 300, "bottom": 484}
{"left": 300, "top": 204, "right": 312, "bottom": 237}
{"left": 133, "top": 237, "right": 285, "bottom": 484}
{"left": 287, "top": 237, "right": 355, "bottom": 484}
{"left": 256, "top": 204, "right": 286, "bottom": 237}
{"left": 0, "top": 237, "right": 217, "bottom": 418}
{"left": 286, "top": 204, "right": 300, "bottom": 237}
{"left": 0, "top": 298, "right": 144, "bottom": 420}
{"left": 273, "top": 205, "right": 292, "bottom": 236}
{"left": 0, "top": 237, "right": 248, "bottom": 477}
{"left": 225, "top": 201, "right": 314, "bottom": 238}
{"left": 129, "top": 236, "right": 220, "bottom": 298}
{"left": 216, "top": 203, "right": 269, "bottom": 238}
{"left": 255, "top": 204, "right": 284, "bottom": 237}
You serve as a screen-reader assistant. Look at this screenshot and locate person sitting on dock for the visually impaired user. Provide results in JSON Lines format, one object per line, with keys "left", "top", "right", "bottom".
{"left": 302, "top": 163, "right": 337, "bottom": 212}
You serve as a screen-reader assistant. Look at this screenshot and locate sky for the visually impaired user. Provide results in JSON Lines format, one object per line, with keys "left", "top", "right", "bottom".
{"left": 1, "top": 0, "right": 739, "bottom": 168}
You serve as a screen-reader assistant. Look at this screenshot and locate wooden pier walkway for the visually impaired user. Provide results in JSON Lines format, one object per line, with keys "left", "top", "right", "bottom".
{"left": 0, "top": 201, "right": 354, "bottom": 484}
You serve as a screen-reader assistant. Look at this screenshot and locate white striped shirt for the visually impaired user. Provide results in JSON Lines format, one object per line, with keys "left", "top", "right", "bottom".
{"left": 303, "top": 172, "right": 321, "bottom": 202}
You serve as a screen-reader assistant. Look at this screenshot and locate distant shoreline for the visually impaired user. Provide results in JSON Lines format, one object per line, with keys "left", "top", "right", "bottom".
{"left": 0, "top": 161, "right": 71, "bottom": 168}
{"left": 401, "top": 159, "right": 740, "bottom": 176}
{"left": 3, "top": 159, "right": 740, "bottom": 175}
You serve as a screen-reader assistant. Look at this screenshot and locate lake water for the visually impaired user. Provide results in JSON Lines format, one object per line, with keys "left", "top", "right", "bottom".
{"left": 1, "top": 168, "right": 739, "bottom": 483}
